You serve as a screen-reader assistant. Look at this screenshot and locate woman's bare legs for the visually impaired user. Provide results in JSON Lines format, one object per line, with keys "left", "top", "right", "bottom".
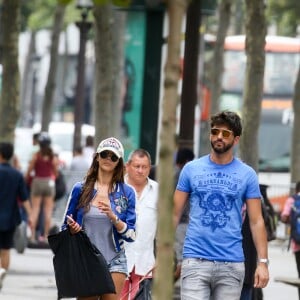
{"left": 77, "top": 273, "right": 126, "bottom": 300}
{"left": 42, "top": 195, "right": 55, "bottom": 239}
{"left": 101, "top": 272, "right": 127, "bottom": 300}
{"left": 30, "top": 195, "right": 42, "bottom": 242}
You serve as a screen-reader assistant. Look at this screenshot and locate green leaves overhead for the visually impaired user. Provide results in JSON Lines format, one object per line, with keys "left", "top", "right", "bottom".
{"left": 93, "top": 0, "right": 131, "bottom": 5}
{"left": 58, "top": 0, "right": 73, "bottom": 4}
{"left": 267, "top": 0, "right": 300, "bottom": 36}
{"left": 24, "top": 0, "right": 79, "bottom": 31}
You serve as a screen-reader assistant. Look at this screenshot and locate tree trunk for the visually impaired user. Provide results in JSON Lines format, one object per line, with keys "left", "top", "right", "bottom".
{"left": 178, "top": 0, "right": 201, "bottom": 150}
{"left": 210, "top": 0, "right": 233, "bottom": 115}
{"left": 111, "top": 10, "right": 126, "bottom": 138}
{"left": 93, "top": 4, "right": 114, "bottom": 143}
{"left": 41, "top": 4, "right": 66, "bottom": 132}
{"left": 291, "top": 66, "right": 300, "bottom": 184}
{"left": 240, "top": 0, "right": 266, "bottom": 171}
{"left": 153, "top": 1, "right": 190, "bottom": 299}
{"left": 20, "top": 31, "right": 36, "bottom": 127}
{"left": 199, "top": 0, "right": 233, "bottom": 157}
{"left": 0, "top": 0, "right": 20, "bottom": 142}
{"left": 233, "top": 0, "right": 244, "bottom": 35}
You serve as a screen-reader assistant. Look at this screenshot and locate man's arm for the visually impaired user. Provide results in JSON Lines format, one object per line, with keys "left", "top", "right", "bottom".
{"left": 173, "top": 190, "right": 189, "bottom": 227}
{"left": 247, "top": 198, "right": 269, "bottom": 288}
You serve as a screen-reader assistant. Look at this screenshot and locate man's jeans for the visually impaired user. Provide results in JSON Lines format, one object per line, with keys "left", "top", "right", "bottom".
{"left": 181, "top": 258, "right": 245, "bottom": 300}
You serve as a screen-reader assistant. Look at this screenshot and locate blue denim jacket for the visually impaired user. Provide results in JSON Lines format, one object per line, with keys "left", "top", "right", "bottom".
{"left": 61, "top": 181, "right": 136, "bottom": 252}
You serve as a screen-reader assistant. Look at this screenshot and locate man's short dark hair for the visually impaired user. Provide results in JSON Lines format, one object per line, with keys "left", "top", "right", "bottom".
{"left": 210, "top": 111, "right": 242, "bottom": 137}
{"left": 176, "top": 148, "right": 195, "bottom": 165}
{"left": 86, "top": 135, "right": 94, "bottom": 146}
{"left": 0, "top": 142, "right": 14, "bottom": 161}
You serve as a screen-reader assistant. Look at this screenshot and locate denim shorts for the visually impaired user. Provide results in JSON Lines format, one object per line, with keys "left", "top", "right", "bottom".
{"left": 107, "top": 250, "right": 128, "bottom": 276}
{"left": 181, "top": 258, "right": 245, "bottom": 300}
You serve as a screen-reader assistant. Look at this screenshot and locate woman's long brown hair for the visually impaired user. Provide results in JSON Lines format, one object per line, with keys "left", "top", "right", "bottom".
{"left": 77, "top": 153, "right": 125, "bottom": 211}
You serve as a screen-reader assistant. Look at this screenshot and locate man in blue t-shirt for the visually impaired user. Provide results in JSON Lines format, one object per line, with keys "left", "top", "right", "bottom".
{"left": 173, "top": 111, "right": 269, "bottom": 300}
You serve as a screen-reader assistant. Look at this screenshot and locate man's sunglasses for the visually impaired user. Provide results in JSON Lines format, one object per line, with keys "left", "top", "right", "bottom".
{"left": 99, "top": 150, "right": 119, "bottom": 162}
{"left": 210, "top": 128, "right": 233, "bottom": 139}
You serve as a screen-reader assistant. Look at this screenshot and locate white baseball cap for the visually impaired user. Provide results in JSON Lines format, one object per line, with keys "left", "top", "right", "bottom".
{"left": 96, "top": 137, "right": 124, "bottom": 159}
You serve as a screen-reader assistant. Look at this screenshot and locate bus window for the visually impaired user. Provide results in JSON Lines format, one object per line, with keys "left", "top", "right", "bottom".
{"left": 222, "top": 51, "right": 246, "bottom": 92}
{"left": 264, "top": 52, "right": 299, "bottom": 96}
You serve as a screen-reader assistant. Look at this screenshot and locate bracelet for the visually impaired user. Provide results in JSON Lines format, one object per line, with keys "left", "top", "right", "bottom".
{"left": 112, "top": 215, "right": 120, "bottom": 225}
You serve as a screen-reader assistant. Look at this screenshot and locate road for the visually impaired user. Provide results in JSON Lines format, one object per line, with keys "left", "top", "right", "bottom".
{"left": 0, "top": 239, "right": 299, "bottom": 299}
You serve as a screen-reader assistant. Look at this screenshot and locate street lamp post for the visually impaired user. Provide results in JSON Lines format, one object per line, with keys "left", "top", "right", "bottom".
{"left": 73, "top": 0, "right": 92, "bottom": 152}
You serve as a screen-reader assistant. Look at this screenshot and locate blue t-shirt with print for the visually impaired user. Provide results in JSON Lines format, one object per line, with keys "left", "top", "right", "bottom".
{"left": 176, "top": 154, "right": 261, "bottom": 262}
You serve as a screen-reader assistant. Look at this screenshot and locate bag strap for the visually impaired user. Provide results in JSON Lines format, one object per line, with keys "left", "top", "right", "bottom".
{"left": 120, "top": 266, "right": 155, "bottom": 300}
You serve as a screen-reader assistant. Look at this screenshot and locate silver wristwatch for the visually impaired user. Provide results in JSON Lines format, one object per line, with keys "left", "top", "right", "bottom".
{"left": 258, "top": 258, "right": 269, "bottom": 266}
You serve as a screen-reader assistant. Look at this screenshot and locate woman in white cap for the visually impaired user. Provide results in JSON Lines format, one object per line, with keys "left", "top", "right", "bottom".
{"left": 62, "top": 137, "right": 136, "bottom": 300}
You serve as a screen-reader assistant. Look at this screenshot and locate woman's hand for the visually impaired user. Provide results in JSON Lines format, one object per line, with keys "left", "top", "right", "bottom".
{"left": 98, "top": 201, "right": 114, "bottom": 220}
{"left": 66, "top": 215, "right": 82, "bottom": 234}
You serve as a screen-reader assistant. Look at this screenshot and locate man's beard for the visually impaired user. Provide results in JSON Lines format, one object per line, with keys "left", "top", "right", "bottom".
{"left": 211, "top": 140, "right": 234, "bottom": 154}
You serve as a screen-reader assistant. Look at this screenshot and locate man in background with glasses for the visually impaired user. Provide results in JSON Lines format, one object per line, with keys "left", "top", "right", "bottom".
{"left": 173, "top": 111, "right": 269, "bottom": 300}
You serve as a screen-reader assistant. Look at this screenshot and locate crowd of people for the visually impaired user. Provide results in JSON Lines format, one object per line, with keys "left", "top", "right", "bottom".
{"left": 6, "top": 110, "right": 300, "bottom": 300}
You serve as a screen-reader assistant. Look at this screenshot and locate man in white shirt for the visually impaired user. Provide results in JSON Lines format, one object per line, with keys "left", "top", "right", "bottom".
{"left": 121, "top": 149, "right": 158, "bottom": 300}
{"left": 70, "top": 146, "right": 90, "bottom": 171}
{"left": 82, "top": 135, "right": 94, "bottom": 166}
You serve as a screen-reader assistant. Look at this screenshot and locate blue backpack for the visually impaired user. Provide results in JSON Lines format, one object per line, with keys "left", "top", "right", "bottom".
{"left": 290, "top": 195, "right": 300, "bottom": 244}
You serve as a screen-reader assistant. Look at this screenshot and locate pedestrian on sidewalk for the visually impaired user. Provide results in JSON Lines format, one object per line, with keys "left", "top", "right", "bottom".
{"left": 173, "top": 111, "right": 269, "bottom": 300}
{"left": 26, "top": 132, "right": 59, "bottom": 244}
{"left": 62, "top": 137, "right": 136, "bottom": 300}
{"left": 121, "top": 149, "right": 159, "bottom": 300}
{"left": 82, "top": 134, "right": 95, "bottom": 166}
{"left": 281, "top": 181, "right": 300, "bottom": 299}
{"left": 0, "top": 142, "right": 32, "bottom": 290}
{"left": 70, "top": 146, "right": 90, "bottom": 172}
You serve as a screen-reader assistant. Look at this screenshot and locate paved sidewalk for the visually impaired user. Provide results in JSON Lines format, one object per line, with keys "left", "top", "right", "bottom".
{"left": 1, "top": 239, "right": 299, "bottom": 300}
{"left": 264, "top": 240, "right": 298, "bottom": 300}
{"left": 0, "top": 248, "right": 57, "bottom": 300}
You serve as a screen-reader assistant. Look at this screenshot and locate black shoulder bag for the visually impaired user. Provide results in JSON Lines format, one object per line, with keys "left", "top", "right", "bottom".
{"left": 48, "top": 229, "right": 115, "bottom": 299}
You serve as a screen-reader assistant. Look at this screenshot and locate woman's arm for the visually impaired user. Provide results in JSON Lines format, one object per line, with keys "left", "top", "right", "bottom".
{"left": 25, "top": 152, "right": 37, "bottom": 179}
{"left": 61, "top": 182, "right": 82, "bottom": 231}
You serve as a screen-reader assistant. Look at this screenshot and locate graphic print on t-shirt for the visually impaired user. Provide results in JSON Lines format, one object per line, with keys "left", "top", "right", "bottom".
{"left": 194, "top": 171, "right": 239, "bottom": 232}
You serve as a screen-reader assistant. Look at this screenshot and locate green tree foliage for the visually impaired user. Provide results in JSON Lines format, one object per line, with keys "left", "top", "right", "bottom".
{"left": 22, "top": 0, "right": 78, "bottom": 32}
{"left": 267, "top": 0, "right": 300, "bottom": 36}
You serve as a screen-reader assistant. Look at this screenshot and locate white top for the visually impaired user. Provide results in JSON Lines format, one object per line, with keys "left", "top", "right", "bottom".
{"left": 82, "top": 146, "right": 94, "bottom": 165}
{"left": 124, "top": 175, "right": 159, "bottom": 276}
{"left": 70, "top": 155, "right": 90, "bottom": 171}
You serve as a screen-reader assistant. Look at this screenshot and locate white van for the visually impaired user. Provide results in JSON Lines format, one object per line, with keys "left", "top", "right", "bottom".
{"left": 34, "top": 122, "right": 95, "bottom": 168}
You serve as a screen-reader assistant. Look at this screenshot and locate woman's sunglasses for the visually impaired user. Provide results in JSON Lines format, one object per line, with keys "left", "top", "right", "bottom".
{"left": 99, "top": 150, "right": 119, "bottom": 162}
{"left": 210, "top": 128, "right": 233, "bottom": 139}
